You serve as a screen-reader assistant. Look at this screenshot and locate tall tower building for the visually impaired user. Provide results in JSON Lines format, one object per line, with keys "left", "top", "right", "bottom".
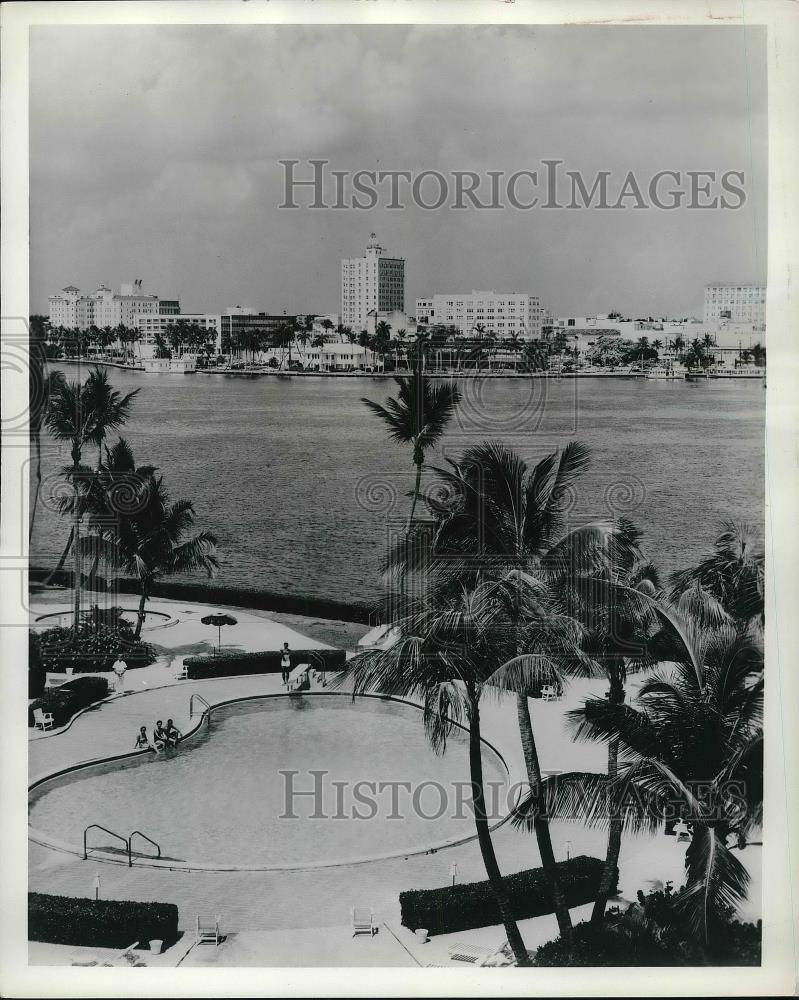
{"left": 340, "top": 234, "right": 405, "bottom": 331}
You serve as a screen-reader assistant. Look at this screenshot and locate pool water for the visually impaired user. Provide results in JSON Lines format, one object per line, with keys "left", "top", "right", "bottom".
{"left": 29, "top": 696, "right": 508, "bottom": 868}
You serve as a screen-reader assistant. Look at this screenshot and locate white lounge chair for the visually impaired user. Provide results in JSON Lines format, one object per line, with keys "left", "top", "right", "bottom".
{"left": 541, "top": 685, "right": 556, "bottom": 702}
{"left": 196, "top": 914, "right": 221, "bottom": 946}
{"left": 71, "top": 941, "right": 144, "bottom": 967}
{"left": 174, "top": 663, "right": 189, "bottom": 680}
{"left": 351, "top": 906, "right": 377, "bottom": 937}
{"left": 33, "top": 707, "right": 55, "bottom": 731}
{"left": 447, "top": 938, "right": 513, "bottom": 966}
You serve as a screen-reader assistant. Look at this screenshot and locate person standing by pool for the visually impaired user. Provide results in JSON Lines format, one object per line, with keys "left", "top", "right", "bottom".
{"left": 281, "top": 642, "right": 292, "bottom": 686}
{"left": 112, "top": 652, "right": 127, "bottom": 695}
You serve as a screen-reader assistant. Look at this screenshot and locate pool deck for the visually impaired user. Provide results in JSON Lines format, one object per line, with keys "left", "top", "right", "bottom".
{"left": 28, "top": 595, "right": 762, "bottom": 966}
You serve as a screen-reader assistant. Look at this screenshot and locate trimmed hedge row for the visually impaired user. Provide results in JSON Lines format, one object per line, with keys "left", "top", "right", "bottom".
{"left": 183, "top": 648, "right": 346, "bottom": 679}
{"left": 29, "top": 892, "right": 179, "bottom": 951}
{"left": 28, "top": 675, "right": 109, "bottom": 728}
{"left": 29, "top": 567, "right": 374, "bottom": 624}
{"left": 400, "top": 855, "right": 611, "bottom": 937}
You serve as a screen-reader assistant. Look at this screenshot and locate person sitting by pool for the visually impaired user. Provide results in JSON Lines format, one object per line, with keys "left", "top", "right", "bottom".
{"left": 164, "top": 719, "right": 182, "bottom": 747}
{"left": 134, "top": 726, "right": 159, "bottom": 754}
{"left": 153, "top": 720, "right": 168, "bottom": 750}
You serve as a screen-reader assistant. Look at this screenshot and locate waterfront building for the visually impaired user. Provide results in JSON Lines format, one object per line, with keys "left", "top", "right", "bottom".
{"left": 415, "top": 291, "right": 544, "bottom": 339}
{"left": 703, "top": 283, "right": 766, "bottom": 330}
{"left": 220, "top": 311, "right": 297, "bottom": 357}
{"left": 341, "top": 234, "right": 405, "bottom": 331}
{"left": 47, "top": 280, "right": 178, "bottom": 332}
{"left": 136, "top": 313, "right": 222, "bottom": 358}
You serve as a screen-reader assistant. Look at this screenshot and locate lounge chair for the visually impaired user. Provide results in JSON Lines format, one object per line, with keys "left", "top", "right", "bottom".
{"left": 541, "top": 685, "right": 556, "bottom": 702}
{"left": 174, "top": 663, "right": 189, "bottom": 680}
{"left": 33, "top": 707, "right": 55, "bottom": 731}
{"left": 351, "top": 906, "right": 377, "bottom": 937}
{"left": 196, "top": 914, "right": 221, "bottom": 946}
{"left": 71, "top": 941, "right": 144, "bottom": 967}
{"left": 447, "top": 939, "right": 513, "bottom": 966}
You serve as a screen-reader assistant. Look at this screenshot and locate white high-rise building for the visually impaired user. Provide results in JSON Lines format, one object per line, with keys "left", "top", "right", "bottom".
{"left": 47, "top": 280, "right": 173, "bottom": 331}
{"left": 341, "top": 234, "right": 405, "bottom": 331}
{"left": 416, "top": 291, "right": 544, "bottom": 339}
{"left": 703, "top": 283, "right": 766, "bottom": 330}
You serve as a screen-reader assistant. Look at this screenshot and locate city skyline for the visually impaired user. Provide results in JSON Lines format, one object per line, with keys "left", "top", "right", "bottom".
{"left": 30, "top": 24, "right": 767, "bottom": 318}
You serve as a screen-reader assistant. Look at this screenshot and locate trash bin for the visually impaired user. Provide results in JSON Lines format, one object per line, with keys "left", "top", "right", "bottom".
{"left": 149, "top": 939, "right": 163, "bottom": 955}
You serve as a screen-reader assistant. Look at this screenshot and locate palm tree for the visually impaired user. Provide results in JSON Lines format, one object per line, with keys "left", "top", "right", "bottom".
{"left": 564, "top": 612, "right": 763, "bottom": 950}
{"left": 393, "top": 441, "right": 640, "bottom": 942}
{"left": 94, "top": 471, "right": 218, "bottom": 638}
{"left": 337, "top": 581, "right": 534, "bottom": 966}
{"left": 669, "top": 521, "right": 764, "bottom": 632}
{"left": 556, "top": 533, "right": 663, "bottom": 925}
{"left": 362, "top": 376, "right": 461, "bottom": 527}
{"left": 44, "top": 368, "right": 140, "bottom": 627}
{"left": 29, "top": 317, "right": 64, "bottom": 541}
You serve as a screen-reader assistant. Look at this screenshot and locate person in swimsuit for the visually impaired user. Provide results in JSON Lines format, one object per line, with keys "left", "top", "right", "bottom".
{"left": 134, "top": 726, "right": 158, "bottom": 753}
{"left": 153, "top": 720, "right": 168, "bottom": 750}
{"left": 164, "top": 719, "right": 182, "bottom": 747}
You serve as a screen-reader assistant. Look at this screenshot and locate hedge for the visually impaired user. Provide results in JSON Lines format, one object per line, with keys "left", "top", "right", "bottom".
{"left": 29, "top": 567, "right": 374, "bottom": 624}
{"left": 28, "top": 675, "right": 109, "bottom": 728}
{"left": 400, "top": 855, "right": 611, "bottom": 937}
{"left": 183, "top": 648, "right": 346, "bottom": 679}
{"left": 29, "top": 892, "right": 179, "bottom": 951}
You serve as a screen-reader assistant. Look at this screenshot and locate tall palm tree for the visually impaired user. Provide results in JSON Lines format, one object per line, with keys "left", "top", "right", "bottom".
{"left": 563, "top": 611, "right": 763, "bottom": 950}
{"left": 361, "top": 375, "right": 461, "bottom": 527}
{"left": 337, "top": 581, "right": 534, "bottom": 966}
{"left": 669, "top": 521, "right": 764, "bottom": 632}
{"left": 44, "top": 368, "right": 140, "bottom": 627}
{"left": 29, "top": 317, "right": 64, "bottom": 541}
{"left": 556, "top": 535, "right": 663, "bottom": 925}
{"left": 93, "top": 471, "right": 218, "bottom": 638}
{"left": 392, "top": 440, "right": 639, "bottom": 942}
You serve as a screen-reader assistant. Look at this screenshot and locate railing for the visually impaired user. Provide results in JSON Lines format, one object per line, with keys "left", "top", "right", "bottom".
{"left": 129, "top": 830, "right": 161, "bottom": 866}
{"left": 83, "top": 823, "right": 128, "bottom": 861}
{"left": 190, "top": 693, "right": 212, "bottom": 720}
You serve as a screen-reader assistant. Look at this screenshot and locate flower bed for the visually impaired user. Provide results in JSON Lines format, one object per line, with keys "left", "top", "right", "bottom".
{"left": 36, "top": 620, "right": 155, "bottom": 674}
{"left": 400, "top": 855, "right": 610, "bottom": 936}
{"left": 183, "top": 648, "right": 346, "bottom": 679}
{"left": 29, "top": 892, "right": 179, "bottom": 951}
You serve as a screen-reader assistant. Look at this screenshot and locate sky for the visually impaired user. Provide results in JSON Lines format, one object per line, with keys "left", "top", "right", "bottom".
{"left": 29, "top": 24, "right": 767, "bottom": 319}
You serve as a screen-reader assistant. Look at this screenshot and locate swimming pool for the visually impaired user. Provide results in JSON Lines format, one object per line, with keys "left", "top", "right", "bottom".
{"left": 29, "top": 695, "right": 509, "bottom": 870}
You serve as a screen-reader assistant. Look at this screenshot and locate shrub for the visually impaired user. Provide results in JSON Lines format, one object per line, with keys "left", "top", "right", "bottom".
{"left": 29, "top": 632, "right": 46, "bottom": 698}
{"left": 183, "top": 648, "right": 346, "bottom": 679}
{"left": 29, "top": 892, "right": 179, "bottom": 951}
{"left": 37, "top": 623, "right": 155, "bottom": 674}
{"left": 400, "top": 855, "right": 610, "bottom": 937}
{"left": 28, "top": 675, "right": 109, "bottom": 728}
{"left": 532, "top": 883, "right": 761, "bottom": 966}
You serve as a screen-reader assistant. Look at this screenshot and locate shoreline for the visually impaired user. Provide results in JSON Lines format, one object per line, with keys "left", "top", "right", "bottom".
{"left": 50, "top": 358, "right": 764, "bottom": 380}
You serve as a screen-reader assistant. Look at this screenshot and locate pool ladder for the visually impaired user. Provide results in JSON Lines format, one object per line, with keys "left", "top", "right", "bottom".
{"left": 190, "top": 693, "right": 212, "bottom": 722}
{"left": 83, "top": 824, "right": 162, "bottom": 867}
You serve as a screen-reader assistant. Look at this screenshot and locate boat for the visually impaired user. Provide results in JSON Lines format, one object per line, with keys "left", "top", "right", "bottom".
{"left": 708, "top": 366, "right": 766, "bottom": 380}
{"left": 645, "top": 365, "right": 684, "bottom": 380}
{"left": 141, "top": 356, "right": 196, "bottom": 374}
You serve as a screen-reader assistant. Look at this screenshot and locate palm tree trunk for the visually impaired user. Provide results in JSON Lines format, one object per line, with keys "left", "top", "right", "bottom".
{"left": 134, "top": 587, "right": 148, "bottom": 640}
{"left": 53, "top": 528, "right": 74, "bottom": 575}
{"left": 469, "top": 692, "right": 530, "bottom": 966}
{"left": 30, "top": 430, "right": 42, "bottom": 541}
{"left": 516, "top": 691, "right": 574, "bottom": 944}
{"left": 408, "top": 459, "right": 422, "bottom": 528}
{"left": 591, "top": 734, "right": 622, "bottom": 926}
{"left": 71, "top": 457, "right": 82, "bottom": 630}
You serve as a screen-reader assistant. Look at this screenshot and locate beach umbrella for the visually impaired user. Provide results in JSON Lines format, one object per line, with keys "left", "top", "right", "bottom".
{"left": 201, "top": 613, "right": 238, "bottom": 654}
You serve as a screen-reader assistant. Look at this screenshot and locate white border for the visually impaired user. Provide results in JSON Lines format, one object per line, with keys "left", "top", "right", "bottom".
{"left": 2, "top": 2, "right": 797, "bottom": 996}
